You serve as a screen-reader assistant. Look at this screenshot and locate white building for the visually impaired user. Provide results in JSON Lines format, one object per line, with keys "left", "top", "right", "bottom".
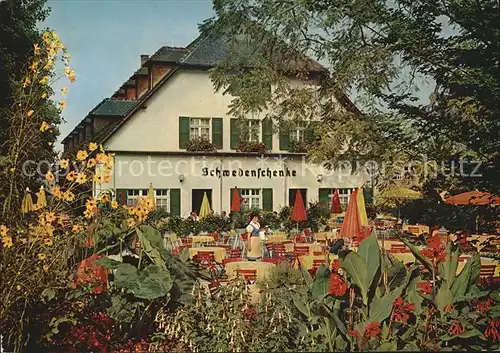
{"left": 62, "top": 34, "right": 370, "bottom": 216}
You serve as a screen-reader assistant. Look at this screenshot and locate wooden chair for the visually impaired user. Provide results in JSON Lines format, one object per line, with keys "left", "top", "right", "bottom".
{"left": 312, "top": 251, "right": 324, "bottom": 256}
{"left": 272, "top": 244, "right": 287, "bottom": 258}
{"left": 262, "top": 257, "right": 287, "bottom": 265}
{"left": 480, "top": 264, "right": 497, "bottom": 278}
{"left": 194, "top": 251, "right": 216, "bottom": 269}
{"left": 238, "top": 269, "right": 257, "bottom": 284}
{"left": 294, "top": 245, "right": 310, "bottom": 256}
{"left": 391, "top": 243, "right": 407, "bottom": 252}
{"left": 309, "top": 258, "right": 327, "bottom": 276}
{"left": 407, "top": 226, "right": 420, "bottom": 235}
{"left": 304, "top": 228, "right": 313, "bottom": 243}
{"left": 222, "top": 257, "right": 242, "bottom": 265}
{"left": 228, "top": 248, "right": 242, "bottom": 258}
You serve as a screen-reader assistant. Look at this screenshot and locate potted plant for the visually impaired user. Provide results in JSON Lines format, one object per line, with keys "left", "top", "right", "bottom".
{"left": 236, "top": 142, "right": 268, "bottom": 153}
{"left": 185, "top": 137, "right": 217, "bottom": 152}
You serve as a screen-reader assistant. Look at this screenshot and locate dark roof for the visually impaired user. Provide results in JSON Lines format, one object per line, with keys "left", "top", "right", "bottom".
{"left": 123, "top": 79, "right": 135, "bottom": 87}
{"left": 135, "top": 66, "right": 148, "bottom": 76}
{"left": 149, "top": 46, "right": 187, "bottom": 62}
{"left": 90, "top": 99, "right": 138, "bottom": 116}
{"left": 180, "top": 36, "right": 230, "bottom": 67}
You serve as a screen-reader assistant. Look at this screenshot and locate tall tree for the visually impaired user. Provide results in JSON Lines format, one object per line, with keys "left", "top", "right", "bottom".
{"left": 0, "top": 0, "right": 62, "bottom": 219}
{"left": 200, "top": 0, "right": 500, "bottom": 193}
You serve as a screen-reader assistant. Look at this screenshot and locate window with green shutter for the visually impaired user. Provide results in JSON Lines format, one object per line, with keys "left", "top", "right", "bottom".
{"left": 279, "top": 127, "right": 290, "bottom": 150}
{"left": 179, "top": 117, "right": 190, "bottom": 149}
{"left": 262, "top": 118, "right": 273, "bottom": 150}
{"left": 116, "top": 189, "right": 127, "bottom": 205}
{"left": 169, "top": 189, "right": 181, "bottom": 216}
{"left": 230, "top": 119, "right": 241, "bottom": 149}
{"left": 318, "top": 188, "right": 331, "bottom": 210}
{"left": 262, "top": 188, "right": 273, "bottom": 211}
{"left": 363, "top": 187, "right": 374, "bottom": 205}
{"left": 211, "top": 118, "right": 223, "bottom": 149}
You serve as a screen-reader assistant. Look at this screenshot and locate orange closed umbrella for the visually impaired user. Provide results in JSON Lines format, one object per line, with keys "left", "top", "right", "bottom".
{"left": 291, "top": 189, "right": 307, "bottom": 222}
{"left": 330, "top": 189, "right": 342, "bottom": 214}
{"left": 231, "top": 187, "right": 243, "bottom": 212}
{"left": 445, "top": 190, "right": 500, "bottom": 205}
{"left": 339, "top": 189, "right": 361, "bottom": 238}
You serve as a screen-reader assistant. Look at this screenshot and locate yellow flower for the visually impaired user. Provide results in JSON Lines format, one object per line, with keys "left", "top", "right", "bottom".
{"left": 38, "top": 253, "right": 46, "bottom": 260}
{"left": 98, "top": 193, "right": 109, "bottom": 203}
{"left": 0, "top": 225, "right": 8, "bottom": 237}
{"left": 39, "top": 76, "right": 49, "bottom": 85}
{"left": 104, "top": 175, "right": 112, "bottom": 183}
{"left": 111, "top": 201, "right": 118, "bottom": 209}
{"left": 43, "top": 238, "right": 53, "bottom": 246}
{"left": 88, "top": 142, "right": 98, "bottom": 151}
{"left": 59, "top": 159, "right": 69, "bottom": 169}
{"left": 23, "top": 77, "right": 31, "bottom": 87}
{"left": 86, "top": 158, "right": 96, "bottom": 168}
{"left": 2, "top": 235, "right": 13, "bottom": 248}
{"left": 93, "top": 173, "right": 104, "bottom": 183}
{"left": 85, "top": 199, "right": 97, "bottom": 210}
{"left": 59, "top": 101, "right": 66, "bottom": 110}
{"left": 30, "top": 62, "right": 38, "bottom": 72}
{"left": 43, "top": 59, "right": 54, "bottom": 70}
{"left": 145, "top": 199, "right": 154, "bottom": 209}
{"left": 41, "top": 92, "right": 48, "bottom": 99}
{"left": 40, "top": 121, "right": 49, "bottom": 131}
{"left": 95, "top": 153, "right": 106, "bottom": 164}
{"left": 45, "top": 171, "right": 55, "bottom": 182}
{"left": 63, "top": 191, "right": 75, "bottom": 202}
{"left": 34, "top": 43, "right": 41, "bottom": 55}
{"left": 64, "top": 66, "right": 71, "bottom": 75}
{"left": 45, "top": 212, "right": 56, "bottom": 223}
{"left": 43, "top": 264, "right": 49, "bottom": 271}
{"left": 127, "top": 218, "right": 136, "bottom": 228}
{"left": 60, "top": 87, "right": 68, "bottom": 95}
{"left": 76, "top": 150, "right": 88, "bottom": 161}
{"left": 66, "top": 171, "right": 77, "bottom": 181}
{"left": 72, "top": 224, "right": 83, "bottom": 232}
{"left": 75, "top": 173, "right": 87, "bottom": 184}
{"left": 48, "top": 142, "right": 53, "bottom": 146}
{"left": 51, "top": 186, "right": 62, "bottom": 198}
{"left": 19, "top": 238, "right": 27, "bottom": 245}
{"left": 16, "top": 285, "right": 21, "bottom": 291}
{"left": 27, "top": 110, "right": 34, "bottom": 118}
{"left": 83, "top": 208, "right": 94, "bottom": 219}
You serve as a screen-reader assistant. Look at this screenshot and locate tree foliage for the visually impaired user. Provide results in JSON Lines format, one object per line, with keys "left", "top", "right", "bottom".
{"left": 200, "top": 0, "right": 499, "bottom": 193}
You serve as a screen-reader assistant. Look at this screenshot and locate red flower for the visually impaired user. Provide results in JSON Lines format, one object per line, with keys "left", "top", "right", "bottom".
{"left": 417, "top": 281, "right": 433, "bottom": 295}
{"left": 364, "top": 322, "right": 381, "bottom": 339}
{"left": 331, "top": 259, "right": 341, "bottom": 273}
{"left": 443, "top": 305, "right": 454, "bottom": 312}
{"left": 475, "top": 298, "right": 493, "bottom": 312}
{"left": 391, "top": 297, "right": 415, "bottom": 323}
{"left": 427, "top": 235, "right": 441, "bottom": 250}
{"left": 329, "top": 273, "right": 348, "bottom": 297}
{"left": 244, "top": 307, "right": 257, "bottom": 321}
{"left": 485, "top": 319, "right": 500, "bottom": 343}
{"left": 448, "top": 321, "right": 464, "bottom": 336}
{"left": 348, "top": 329, "right": 360, "bottom": 338}
{"left": 419, "top": 235, "right": 446, "bottom": 263}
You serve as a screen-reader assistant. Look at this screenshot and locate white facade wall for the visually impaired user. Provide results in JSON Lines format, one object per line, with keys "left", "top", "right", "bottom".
{"left": 100, "top": 68, "right": 369, "bottom": 215}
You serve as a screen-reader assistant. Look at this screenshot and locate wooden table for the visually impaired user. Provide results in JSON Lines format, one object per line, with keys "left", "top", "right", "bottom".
{"left": 188, "top": 247, "right": 226, "bottom": 263}
{"left": 314, "top": 231, "right": 337, "bottom": 241}
{"left": 299, "top": 254, "right": 338, "bottom": 270}
{"left": 188, "top": 235, "right": 215, "bottom": 244}
{"left": 267, "top": 233, "right": 287, "bottom": 242}
{"left": 295, "top": 243, "right": 323, "bottom": 255}
{"left": 224, "top": 261, "right": 275, "bottom": 281}
{"left": 403, "top": 224, "right": 430, "bottom": 235}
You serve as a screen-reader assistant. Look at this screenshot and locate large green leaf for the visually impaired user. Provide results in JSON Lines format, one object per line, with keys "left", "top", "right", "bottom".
{"left": 93, "top": 257, "right": 123, "bottom": 270}
{"left": 332, "top": 300, "right": 347, "bottom": 335}
{"left": 358, "top": 232, "right": 380, "bottom": 290}
{"left": 377, "top": 342, "right": 397, "bottom": 351}
{"left": 451, "top": 253, "right": 480, "bottom": 298}
{"left": 106, "top": 295, "right": 140, "bottom": 323}
{"left": 400, "top": 238, "right": 433, "bottom": 272}
{"left": 300, "top": 265, "right": 314, "bottom": 288}
{"left": 441, "top": 328, "right": 482, "bottom": 341}
{"left": 293, "top": 293, "right": 310, "bottom": 318}
{"left": 435, "top": 285, "right": 453, "bottom": 311}
{"left": 114, "top": 263, "right": 139, "bottom": 289}
{"left": 137, "top": 227, "right": 165, "bottom": 268}
{"left": 114, "top": 263, "right": 172, "bottom": 300}
{"left": 370, "top": 286, "right": 403, "bottom": 323}
{"left": 441, "top": 245, "right": 459, "bottom": 288}
{"left": 311, "top": 264, "right": 330, "bottom": 300}
{"left": 406, "top": 277, "right": 424, "bottom": 315}
{"left": 341, "top": 251, "right": 368, "bottom": 304}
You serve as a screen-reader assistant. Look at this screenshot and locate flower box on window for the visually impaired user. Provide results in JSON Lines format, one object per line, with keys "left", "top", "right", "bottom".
{"left": 289, "top": 140, "right": 309, "bottom": 153}
{"left": 186, "top": 137, "right": 217, "bottom": 152}
{"left": 236, "top": 142, "right": 268, "bottom": 153}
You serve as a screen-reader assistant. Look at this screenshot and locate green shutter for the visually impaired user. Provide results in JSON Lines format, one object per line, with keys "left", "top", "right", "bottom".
{"left": 179, "top": 117, "right": 190, "bottom": 149}
{"left": 170, "top": 189, "right": 181, "bottom": 216}
{"left": 116, "top": 189, "right": 127, "bottom": 205}
{"left": 289, "top": 189, "right": 295, "bottom": 207}
{"left": 319, "top": 188, "right": 330, "bottom": 210}
{"left": 279, "top": 126, "right": 290, "bottom": 150}
{"left": 363, "top": 187, "right": 374, "bottom": 205}
{"left": 230, "top": 119, "right": 240, "bottom": 149}
{"left": 262, "top": 188, "right": 273, "bottom": 211}
{"left": 212, "top": 118, "right": 223, "bottom": 149}
{"left": 262, "top": 118, "right": 273, "bottom": 150}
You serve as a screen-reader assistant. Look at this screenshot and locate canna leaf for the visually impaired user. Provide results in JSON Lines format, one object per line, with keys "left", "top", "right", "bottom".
{"left": 358, "top": 232, "right": 380, "bottom": 290}
{"left": 341, "top": 251, "right": 369, "bottom": 304}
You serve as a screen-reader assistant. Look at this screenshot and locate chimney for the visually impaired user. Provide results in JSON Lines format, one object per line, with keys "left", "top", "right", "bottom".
{"left": 140, "top": 55, "right": 149, "bottom": 66}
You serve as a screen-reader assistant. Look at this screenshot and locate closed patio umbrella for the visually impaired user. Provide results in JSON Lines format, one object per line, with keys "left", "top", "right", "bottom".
{"left": 330, "top": 189, "right": 342, "bottom": 214}
{"left": 231, "top": 187, "right": 242, "bottom": 212}
{"left": 199, "top": 192, "right": 212, "bottom": 219}
{"left": 147, "top": 183, "right": 155, "bottom": 206}
{"left": 36, "top": 185, "right": 47, "bottom": 210}
{"left": 291, "top": 189, "right": 307, "bottom": 222}
{"left": 21, "top": 188, "right": 34, "bottom": 214}
{"left": 357, "top": 187, "right": 369, "bottom": 227}
{"left": 339, "top": 189, "right": 361, "bottom": 238}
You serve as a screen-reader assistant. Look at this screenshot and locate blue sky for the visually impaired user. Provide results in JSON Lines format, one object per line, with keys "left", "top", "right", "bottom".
{"left": 43, "top": 0, "right": 215, "bottom": 150}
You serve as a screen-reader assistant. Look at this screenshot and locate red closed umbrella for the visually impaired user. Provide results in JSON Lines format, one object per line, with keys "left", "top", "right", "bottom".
{"left": 231, "top": 187, "right": 243, "bottom": 212}
{"left": 330, "top": 189, "right": 342, "bottom": 214}
{"left": 291, "top": 189, "right": 307, "bottom": 222}
{"left": 339, "top": 189, "right": 361, "bottom": 238}
{"left": 445, "top": 190, "right": 500, "bottom": 205}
